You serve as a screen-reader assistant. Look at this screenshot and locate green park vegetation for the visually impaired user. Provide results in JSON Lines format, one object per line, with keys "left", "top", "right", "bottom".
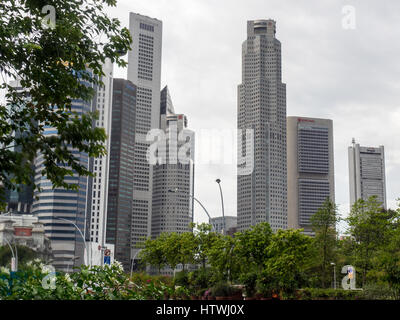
{"left": 2, "top": 196, "right": 398, "bottom": 300}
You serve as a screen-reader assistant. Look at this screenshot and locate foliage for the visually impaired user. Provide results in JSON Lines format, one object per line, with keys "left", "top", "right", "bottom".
{"left": 235, "top": 222, "right": 272, "bottom": 274}
{"left": 346, "top": 196, "right": 399, "bottom": 286}
{"left": 139, "top": 234, "right": 168, "bottom": 274}
{"left": 0, "top": 245, "right": 44, "bottom": 267}
{"left": 0, "top": 260, "right": 180, "bottom": 300}
{"left": 0, "top": 0, "right": 131, "bottom": 202}
{"left": 311, "top": 198, "right": 340, "bottom": 288}
{"left": 210, "top": 281, "right": 237, "bottom": 297}
{"left": 299, "top": 288, "right": 359, "bottom": 300}
{"left": 207, "top": 235, "right": 240, "bottom": 282}
{"left": 264, "top": 229, "right": 314, "bottom": 294}
{"left": 239, "top": 271, "right": 258, "bottom": 297}
{"left": 191, "top": 223, "right": 219, "bottom": 269}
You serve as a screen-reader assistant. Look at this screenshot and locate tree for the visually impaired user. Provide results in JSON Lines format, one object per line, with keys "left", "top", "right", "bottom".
{"left": 311, "top": 199, "right": 340, "bottom": 288}
{"left": 150, "top": 232, "right": 197, "bottom": 273}
{"left": 139, "top": 235, "right": 167, "bottom": 274}
{"left": 346, "top": 196, "right": 398, "bottom": 286}
{"left": 264, "top": 229, "right": 313, "bottom": 295}
{"left": 191, "top": 222, "right": 219, "bottom": 269}
{"left": 0, "top": 245, "right": 42, "bottom": 267}
{"left": 207, "top": 234, "right": 239, "bottom": 282}
{"left": 0, "top": 0, "right": 131, "bottom": 203}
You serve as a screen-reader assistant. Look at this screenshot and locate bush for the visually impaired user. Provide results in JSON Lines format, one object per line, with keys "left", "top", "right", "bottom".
{"left": 359, "top": 283, "right": 396, "bottom": 300}
{"left": 210, "top": 282, "right": 233, "bottom": 297}
{"left": 187, "top": 268, "right": 213, "bottom": 291}
{"left": 174, "top": 271, "right": 189, "bottom": 287}
{"left": 298, "top": 288, "right": 359, "bottom": 300}
{"left": 239, "top": 272, "right": 257, "bottom": 297}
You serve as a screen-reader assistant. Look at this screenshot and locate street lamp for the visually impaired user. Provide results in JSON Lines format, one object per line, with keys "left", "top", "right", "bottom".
{"left": 130, "top": 248, "right": 143, "bottom": 278}
{"left": 168, "top": 188, "right": 214, "bottom": 231}
{"left": 3, "top": 237, "right": 17, "bottom": 272}
{"left": 54, "top": 217, "right": 90, "bottom": 267}
{"left": 331, "top": 262, "right": 336, "bottom": 289}
{"left": 215, "top": 179, "right": 225, "bottom": 235}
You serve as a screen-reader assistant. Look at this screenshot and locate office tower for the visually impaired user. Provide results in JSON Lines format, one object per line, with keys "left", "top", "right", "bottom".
{"left": 151, "top": 87, "right": 194, "bottom": 238}
{"left": 287, "top": 117, "right": 335, "bottom": 236}
{"left": 237, "top": 19, "right": 287, "bottom": 232}
{"left": 86, "top": 60, "right": 114, "bottom": 264}
{"left": 348, "top": 139, "right": 387, "bottom": 209}
{"left": 32, "top": 76, "right": 95, "bottom": 272}
{"left": 127, "top": 13, "right": 162, "bottom": 258}
{"left": 105, "top": 79, "right": 136, "bottom": 270}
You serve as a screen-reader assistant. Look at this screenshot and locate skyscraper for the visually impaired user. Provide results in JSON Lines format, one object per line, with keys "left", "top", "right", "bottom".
{"left": 127, "top": 13, "right": 162, "bottom": 258}
{"left": 237, "top": 19, "right": 287, "bottom": 232}
{"left": 86, "top": 60, "right": 115, "bottom": 265}
{"left": 287, "top": 117, "right": 335, "bottom": 235}
{"left": 105, "top": 78, "right": 136, "bottom": 270}
{"left": 151, "top": 86, "right": 194, "bottom": 238}
{"left": 348, "top": 140, "right": 387, "bottom": 209}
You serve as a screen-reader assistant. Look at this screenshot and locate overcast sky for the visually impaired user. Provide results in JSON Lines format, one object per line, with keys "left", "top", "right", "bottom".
{"left": 108, "top": 0, "right": 400, "bottom": 231}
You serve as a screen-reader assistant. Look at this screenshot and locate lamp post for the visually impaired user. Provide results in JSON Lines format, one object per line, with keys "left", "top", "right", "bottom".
{"left": 215, "top": 179, "right": 225, "bottom": 235}
{"left": 4, "top": 238, "right": 17, "bottom": 272}
{"left": 54, "top": 217, "right": 90, "bottom": 267}
{"left": 331, "top": 262, "right": 336, "bottom": 289}
{"left": 130, "top": 248, "right": 143, "bottom": 278}
{"left": 168, "top": 188, "right": 214, "bottom": 231}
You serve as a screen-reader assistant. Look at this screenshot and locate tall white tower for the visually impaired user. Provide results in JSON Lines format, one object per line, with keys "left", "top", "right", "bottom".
{"left": 127, "top": 13, "right": 163, "bottom": 257}
{"left": 348, "top": 140, "right": 387, "bottom": 209}
{"left": 237, "top": 20, "right": 287, "bottom": 232}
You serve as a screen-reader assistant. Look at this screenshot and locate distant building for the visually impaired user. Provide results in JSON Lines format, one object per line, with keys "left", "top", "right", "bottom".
{"left": 151, "top": 88, "right": 195, "bottom": 238}
{"left": 287, "top": 117, "right": 335, "bottom": 236}
{"left": 348, "top": 139, "right": 386, "bottom": 209}
{"left": 105, "top": 78, "right": 136, "bottom": 270}
{"left": 210, "top": 216, "right": 237, "bottom": 235}
{"left": 0, "top": 214, "right": 52, "bottom": 260}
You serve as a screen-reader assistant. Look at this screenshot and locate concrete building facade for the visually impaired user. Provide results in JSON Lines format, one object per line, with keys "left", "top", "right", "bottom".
{"left": 287, "top": 117, "right": 335, "bottom": 235}
{"left": 348, "top": 140, "right": 386, "bottom": 209}
{"left": 237, "top": 19, "right": 287, "bottom": 232}
{"left": 151, "top": 93, "right": 195, "bottom": 238}
{"left": 127, "top": 13, "right": 163, "bottom": 259}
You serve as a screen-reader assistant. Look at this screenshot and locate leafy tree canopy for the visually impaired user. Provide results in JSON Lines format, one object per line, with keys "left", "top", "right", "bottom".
{"left": 0, "top": 0, "right": 131, "bottom": 203}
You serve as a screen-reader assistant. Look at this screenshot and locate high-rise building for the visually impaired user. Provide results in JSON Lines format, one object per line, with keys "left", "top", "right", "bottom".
{"left": 105, "top": 78, "right": 136, "bottom": 270}
{"left": 348, "top": 140, "right": 386, "bottom": 209}
{"left": 127, "top": 13, "right": 163, "bottom": 258}
{"left": 86, "top": 60, "right": 114, "bottom": 264}
{"left": 287, "top": 117, "right": 335, "bottom": 235}
{"left": 237, "top": 19, "right": 287, "bottom": 232}
{"left": 151, "top": 87, "right": 194, "bottom": 238}
{"left": 32, "top": 74, "right": 95, "bottom": 272}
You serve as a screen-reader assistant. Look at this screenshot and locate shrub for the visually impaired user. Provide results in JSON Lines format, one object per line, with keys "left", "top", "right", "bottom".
{"left": 210, "top": 282, "right": 232, "bottom": 297}
{"left": 239, "top": 272, "right": 257, "bottom": 297}
{"left": 359, "top": 283, "right": 396, "bottom": 300}
{"left": 174, "top": 271, "right": 189, "bottom": 287}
